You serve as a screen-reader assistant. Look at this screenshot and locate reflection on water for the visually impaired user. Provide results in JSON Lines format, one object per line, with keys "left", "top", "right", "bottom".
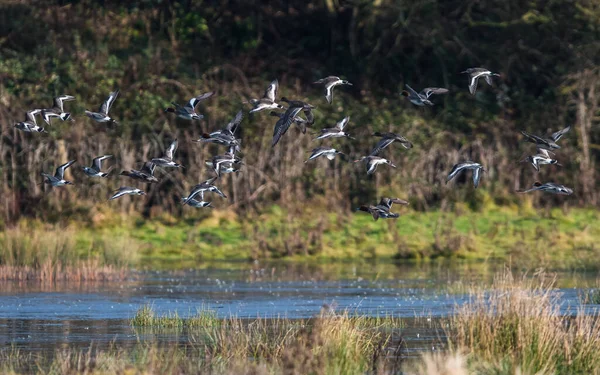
{"left": 0, "top": 260, "right": 597, "bottom": 356}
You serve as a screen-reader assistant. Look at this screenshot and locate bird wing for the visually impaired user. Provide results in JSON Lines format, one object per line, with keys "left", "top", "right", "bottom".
{"left": 109, "top": 187, "right": 134, "bottom": 200}
{"left": 187, "top": 91, "right": 214, "bottom": 110}
{"left": 26, "top": 109, "right": 41, "bottom": 124}
{"left": 336, "top": 116, "right": 350, "bottom": 131}
{"left": 54, "top": 95, "right": 75, "bottom": 111}
{"left": 264, "top": 79, "right": 278, "bottom": 102}
{"left": 468, "top": 75, "right": 481, "bottom": 95}
{"left": 521, "top": 131, "right": 549, "bottom": 146}
{"left": 405, "top": 84, "right": 421, "bottom": 98}
{"left": 379, "top": 198, "right": 392, "bottom": 209}
{"left": 55, "top": 160, "right": 76, "bottom": 179}
{"left": 484, "top": 74, "right": 493, "bottom": 86}
{"left": 165, "top": 139, "right": 178, "bottom": 160}
{"left": 369, "top": 137, "right": 395, "bottom": 156}
{"left": 446, "top": 163, "right": 467, "bottom": 183}
{"left": 366, "top": 158, "right": 379, "bottom": 175}
{"left": 303, "top": 108, "right": 315, "bottom": 125}
{"left": 100, "top": 90, "right": 119, "bottom": 114}
{"left": 389, "top": 198, "right": 409, "bottom": 207}
{"left": 549, "top": 125, "right": 570, "bottom": 142}
{"left": 472, "top": 167, "right": 482, "bottom": 188}
{"left": 92, "top": 155, "right": 112, "bottom": 170}
{"left": 141, "top": 161, "right": 156, "bottom": 175}
{"left": 537, "top": 148, "right": 553, "bottom": 158}
{"left": 420, "top": 88, "right": 449, "bottom": 98}
{"left": 272, "top": 106, "right": 302, "bottom": 147}
{"left": 325, "top": 85, "right": 333, "bottom": 104}
{"left": 226, "top": 110, "right": 244, "bottom": 135}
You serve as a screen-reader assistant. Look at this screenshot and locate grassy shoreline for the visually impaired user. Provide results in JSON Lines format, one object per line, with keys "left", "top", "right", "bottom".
{"left": 1, "top": 206, "right": 600, "bottom": 273}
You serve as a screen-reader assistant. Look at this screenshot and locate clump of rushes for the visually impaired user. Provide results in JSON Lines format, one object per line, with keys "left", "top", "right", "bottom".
{"left": 131, "top": 305, "right": 221, "bottom": 328}
{"left": 448, "top": 270, "right": 600, "bottom": 374}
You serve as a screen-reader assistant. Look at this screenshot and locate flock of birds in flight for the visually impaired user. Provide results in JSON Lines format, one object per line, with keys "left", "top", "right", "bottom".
{"left": 14, "top": 68, "right": 573, "bottom": 220}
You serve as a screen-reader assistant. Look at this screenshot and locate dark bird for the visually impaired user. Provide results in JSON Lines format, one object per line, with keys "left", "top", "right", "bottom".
{"left": 370, "top": 132, "right": 413, "bottom": 156}
{"left": 271, "top": 106, "right": 304, "bottom": 147}
{"left": 461, "top": 68, "right": 500, "bottom": 95}
{"left": 85, "top": 90, "right": 119, "bottom": 123}
{"left": 269, "top": 111, "right": 308, "bottom": 134}
{"left": 41, "top": 160, "right": 76, "bottom": 187}
{"left": 356, "top": 197, "right": 409, "bottom": 221}
{"left": 401, "top": 85, "right": 448, "bottom": 106}
{"left": 313, "top": 76, "right": 352, "bottom": 104}
{"left": 250, "top": 79, "right": 283, "bottom": 113}
{"left": 280, "top": 97, "right": 315, "bottom": 125}
{"left": 82, "top": 155, "right": 112, "bottom": 178}
{"left": 165, "top": 92, "right": 214, "bottom": 120}
{"left": 120, "top": 162, "right": 159, "bottom": 183}
{"left": 520, "top": 126, "right": 570, "bottom": 151}
{"left": 446, "top": 161, "right": 485, "bottom": 188}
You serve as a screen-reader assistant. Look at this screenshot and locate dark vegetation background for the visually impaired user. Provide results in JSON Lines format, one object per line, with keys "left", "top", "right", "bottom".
{"left": 1, "top": 0, "right": 599, "bottom": 228}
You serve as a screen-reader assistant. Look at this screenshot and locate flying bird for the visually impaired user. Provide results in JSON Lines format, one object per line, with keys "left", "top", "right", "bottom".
{"left": 369, "top": 132, "right": 413, "bottom": 156}
{"left": 41, "top": 160, "right": 76, "bottom": 187}
{"left": 120, "top": 162, "right": 159, "bottom": 183}
{"left": 517, "top": 182, "right": 573, "bottom": 195}
{"left": 269, "top": 111, "right": 308, "bottom": 134}
{"left": 520, "top": 149, "right": 561, "bottom": 172}
{"left": 461, "top": 68, "right": 500, "bottom": 95}
{"left": 165, "top": 92, "right": 214, "bottom": 120}
{"left": 109, "top": 187, "right": 146, "bottom": 200}
{"left": 313, "top": 76, "right": 352, "bottom": 104}
{"left": 446, "top": 161, "right": 485, "bottom": 188}
{"left": 14, "top": 109, "right": 46, "bottom": 133}
{"left": 271, "top": 106, "right": 304, "bottom": 147}
{"left": 151, "top": 139, "right": 183, "bottom": 168}
{"left": 356, "top": 197, "right": 409, "bottom": 221}
{"left": 305, "top": 147, "right": 344, "bottom": 163}
{"left": 520, "top": 126, "right": 570, "bottom": 151}
{"left": 82, "top": 155, "right": 112, "bottom": 178}
{"left": 280, "top": 98, "right": 315, "bottom": 125}
{"left": 85, "top": 90, "right": 119, "bottom": 123}
{"left": 354, "top": 156, "right": 396, "bottom": 175}
{"left": 41, "top": 95, "right": 75, "bottom": 124}
{"left": 182, "top": 177, "right": 227, "bottom": 205}
{"left": 316, "top": 117, "right": 353, "bottom": 140}
{"left": 249, "top": 79, "right": 284, "bottom": 113}
{"left": 401, "top": 85, "right": 448, "bottom": 106}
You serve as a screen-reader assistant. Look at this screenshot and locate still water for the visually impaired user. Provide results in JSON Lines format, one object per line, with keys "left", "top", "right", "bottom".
{"left": 0, "top": 261, "right": 597, "bottom": 355}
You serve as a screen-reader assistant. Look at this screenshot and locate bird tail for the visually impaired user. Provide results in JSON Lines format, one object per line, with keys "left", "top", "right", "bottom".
{"left": 60, "top": 112, "right": 71, "bottom": 121}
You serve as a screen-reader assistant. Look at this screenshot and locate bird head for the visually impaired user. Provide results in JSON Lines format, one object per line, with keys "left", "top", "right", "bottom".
{"left": 165, "top": 107, "right": 175, "bottom": 113}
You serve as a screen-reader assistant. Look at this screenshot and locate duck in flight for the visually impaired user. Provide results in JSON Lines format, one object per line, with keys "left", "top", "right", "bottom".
{"left": 354, "top": 156, "right": 396, "bottom": 175}
{"left": 369, "top": 132, "right": 413, "bottom": 156}
{"left": 461, "top": 68, "right": 500, "bottom": 95}
{"left": 517, "top": 182, "right": 573, "bottom": 195}
{"left": 120, "top": 162, "right": 159, "bottom": 183}
{"left": 250, "top": 79, "right": 284, "bottom": 113}
{"left": 41, "top": 160, "right": 76, "bottom": 187}
{"left": 41, "top": 95, "right": 75, "bottom": 125}
{"left": 151, "top": 139, "right": 183, "bottom": 168}
{"left": 316, "top": 117, "right": 354, "bottom": 140}
{"left": 446, "top": 161, "right": 485, "bottom": 188}
{"left": 82, "top": 155, "right": 112, "bottom": 178}
{"left": 520, "top": 149, "right": 561, "bottom": 172}
{"left": 280, "top": 98, "right": 315, "bottom": 125}
{"left": 271, "top": 103, "right": 312, "bottom": 147}
{"left": 210, "top": 152, "right": 242, "bottom": 176}
{"left": 313, "top": 76, "right": 352, "bottom": 104}
{"left": 181, "top": 195, "right": 212, "bottom": 208}
{"left": 85, "top": 90, "right": 119, "bottom": 123}
{"left": 14, "top": 109, "right": 46, "bottom": 133}
{"left": 520, "top": 126, "right": 570, "bottom": 151}
{"left": 182, "top": 177, "right": 227, "bottom": 205}
{"left": 401, "top": 85, "right": 448, "bottom": 106}
{"left": 197, "top": 110, "right": 243, "bottom": 151}
{"left": 270, "top": 111, "right": 308, "bottom": 134}
{"left": 109, "top": 187, "right": 146, "bottom": 200}
{"left": 165, "top": 92, "right": 214, "bottom": 120}
{"left": 305, "top": 147, "right": 345, "bottom": 163}
{"left": 357, "top": 197, "right": 409, "bottom": 221}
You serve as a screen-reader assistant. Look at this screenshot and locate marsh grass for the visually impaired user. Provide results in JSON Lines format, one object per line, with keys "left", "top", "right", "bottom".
{"left": 0, "top": 226, "right": 132, "bottom": 281}
{"left": 448, "top": 270, "right": 600, "bottom": 374}
{"left": 131, "top": 305, "right": 221, "bottom": 328}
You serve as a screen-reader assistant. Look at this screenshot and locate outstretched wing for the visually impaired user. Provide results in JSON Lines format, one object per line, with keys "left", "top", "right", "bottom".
{"left": 472, "top": 167, "right": 482, "bottom": 188}
{"left": 263, "top": 79, "right": 278, "bottom": 102}
{"left": 549, "top": 125, "right": 570, "bottom": 142}
{"left": 405, "top": 84, "right": 421, "bottom": 98}
{"left": 109, "top": 187, "right": 133, "bottom": 201}
{"left": 325, "top": 85, "right": 334, "bottom": 104}
{"left": 141, "top": 161, "right": 156, "bottom": 175}
{"left": 336, "top": 116, "right": 350, "bottom": 131}
{"left": 226, "top": 110, "right": 244, "bottom": 135}
{"left": 420, "top": 88, "right": 449, "bottom": 98}
{"left": 54, "top": 95, "right": 75, "bottom": 111}
{"left": 468, "top": 76, "right": 480, "bottom": 95}
{"left": 165, "top": 140, "right": 178, "bottom": 160}
{"left": 369, "top": 137, "right": 395, "bottom": 156}
{"left": 55, "top": 160, "right": 76, "bottom": 179}
{"left": 100, "top": 90, "right": 119, "bottom": 114}
{"left": 446, "top": 163, "right": 467, "bottom": 183}
{"left": 92, "top": 155, "right": 112, "bottom": 171}
{"left": 272, "top": 106, "right": 302, "bottom": 147}
{"left": 303, "top": 108, "right": 315, "bottom": 125}
{"left": 26, "top": 109, "right": 42, "bottom": 124}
